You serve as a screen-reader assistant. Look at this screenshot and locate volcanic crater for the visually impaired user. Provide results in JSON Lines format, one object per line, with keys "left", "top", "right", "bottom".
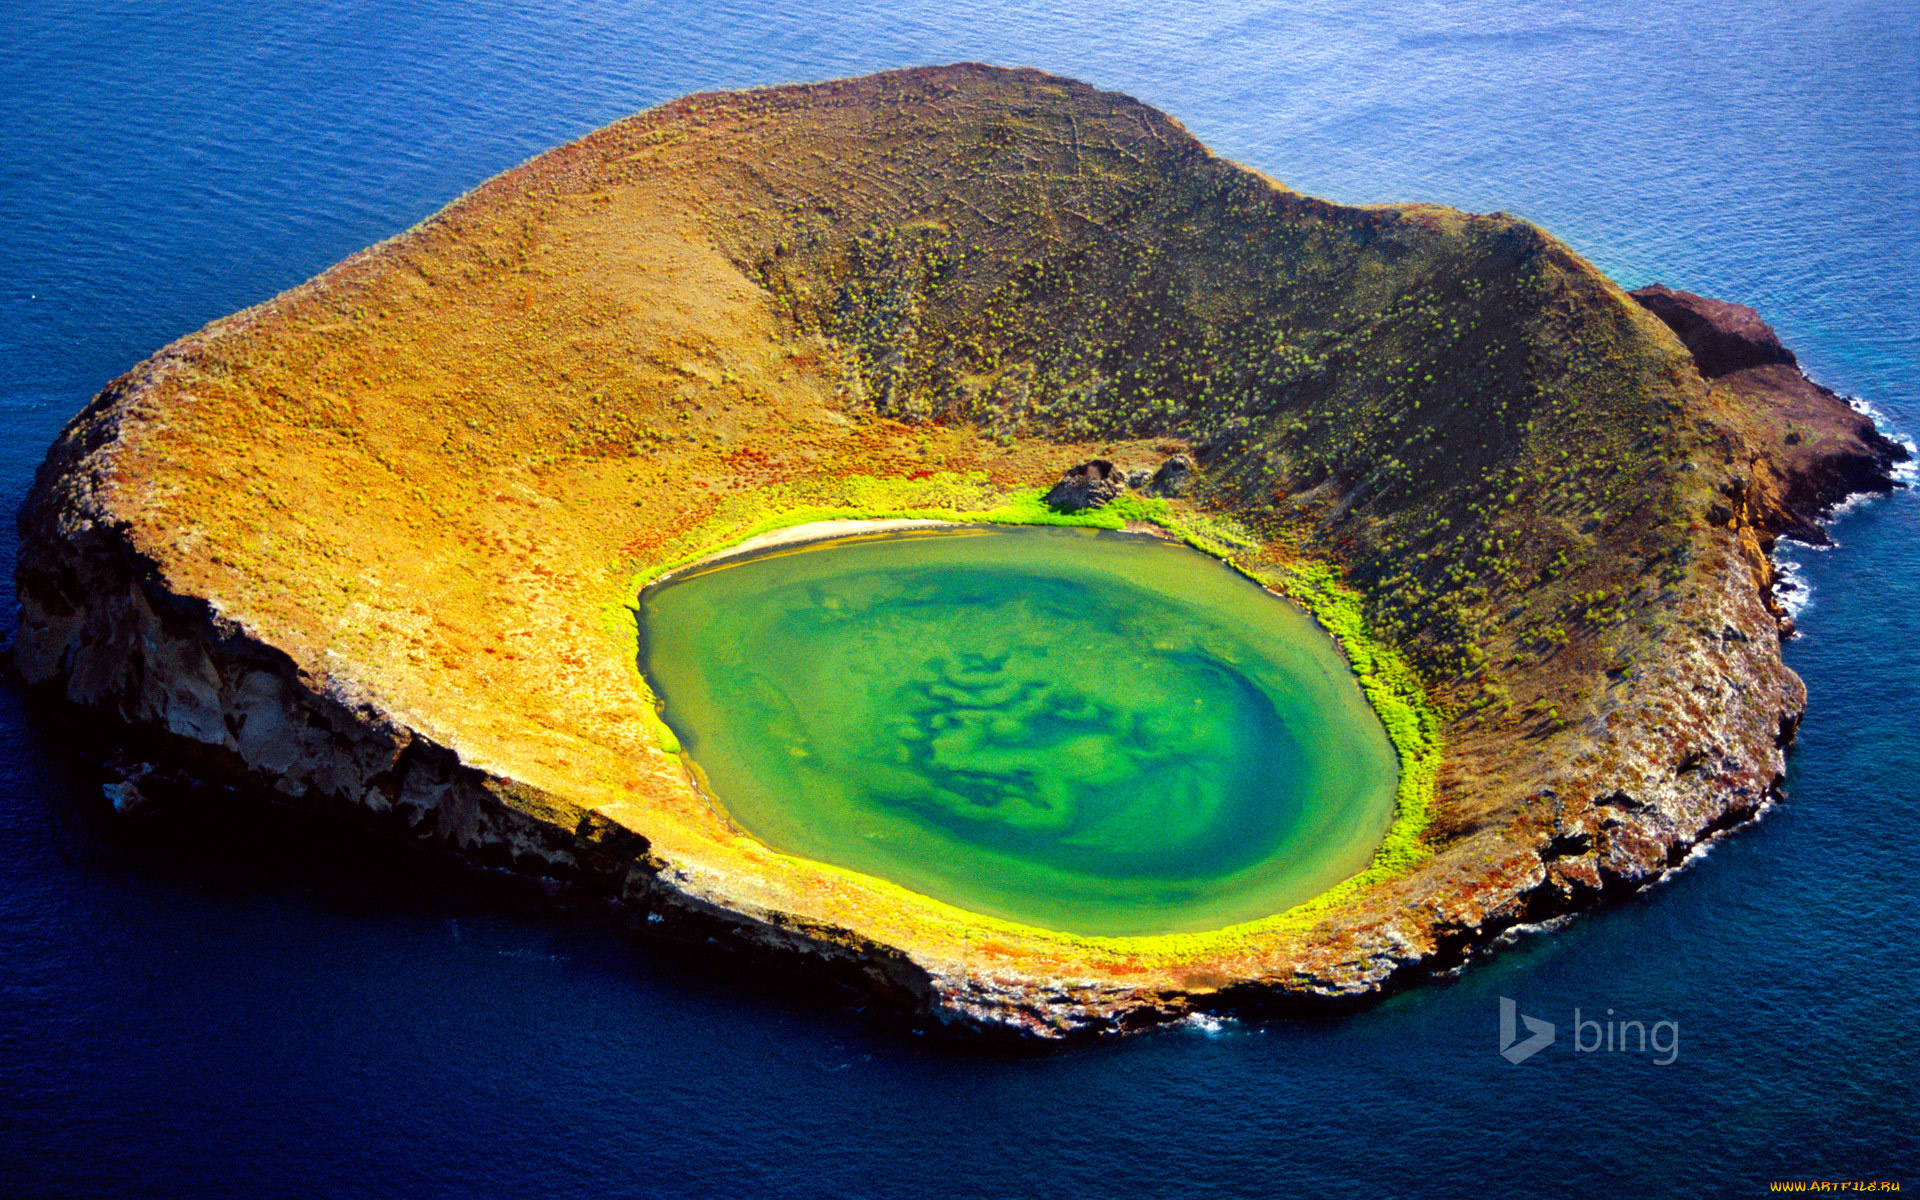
{"left": 15, "top": 63, "right": 1905, "bottom": 1040}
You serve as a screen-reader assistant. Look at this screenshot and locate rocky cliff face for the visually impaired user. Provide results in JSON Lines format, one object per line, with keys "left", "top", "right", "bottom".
{"left": 13, "top": 503, "right": 958, "bottom": 1016}
{"left": 1292, "top": 288, "right": 1907, "bottom": 1001}
{"left": 10, "top": 65, "right": 1908, "bottom": 1041}
{"left": 12, "top": 362, "right": 951, "bottom": 1020}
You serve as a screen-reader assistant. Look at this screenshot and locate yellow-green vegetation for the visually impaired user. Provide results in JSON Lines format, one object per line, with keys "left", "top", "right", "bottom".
{"left": 41, "top": 64, "right": 1749, "bottom": 996}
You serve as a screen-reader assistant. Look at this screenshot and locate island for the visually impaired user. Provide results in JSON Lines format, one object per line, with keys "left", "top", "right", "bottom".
{"left": 14, "top": 64, "right": 1905, "bottom": 1041}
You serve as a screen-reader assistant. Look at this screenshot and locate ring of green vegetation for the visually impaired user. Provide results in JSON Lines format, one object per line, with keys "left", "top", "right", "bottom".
{"left": 629, "top": 485, "right": 1442, "bottom": 941}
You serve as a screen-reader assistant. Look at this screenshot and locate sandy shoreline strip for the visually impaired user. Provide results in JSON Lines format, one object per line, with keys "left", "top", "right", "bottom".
{"left": 675, "top": 518, "right": 966, "bottom": 574}
{"left": 671, "top": 515, "right": 1190, "bottom": 577}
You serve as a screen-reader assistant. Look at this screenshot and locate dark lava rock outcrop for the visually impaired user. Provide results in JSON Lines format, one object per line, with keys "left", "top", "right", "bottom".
{"left": 1145, "top": 454, "right": 1194, "bottom": 498}
{"left": 1044, "top": 459, "right": 1125, "bottom": 511}
{"left": 1630, "top": 284, "right": 1908, "bottom": 545}
{"left": 1630, "top": 284, "right": 1799, "bottom": 378}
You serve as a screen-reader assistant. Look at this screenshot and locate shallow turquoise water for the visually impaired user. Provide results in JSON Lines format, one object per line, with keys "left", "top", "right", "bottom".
{"left": 641, "top": 527, "right": 1398, "bottom": 935}
{"left": 1, "top": 1, "right": 1913, "bottom": 1196}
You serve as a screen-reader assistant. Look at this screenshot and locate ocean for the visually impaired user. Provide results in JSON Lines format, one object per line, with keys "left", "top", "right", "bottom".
{"left": 2, "top": 1, "right": 1913, "bottom": 1195}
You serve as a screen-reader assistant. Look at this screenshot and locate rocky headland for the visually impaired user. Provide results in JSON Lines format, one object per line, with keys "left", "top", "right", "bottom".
{"left": 13, "top": 64, "right": 1906, "bottom": 1040}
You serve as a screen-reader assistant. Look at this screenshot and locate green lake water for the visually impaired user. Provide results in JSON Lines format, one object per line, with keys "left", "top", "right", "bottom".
{"left": 638, "top": 525, "right": 1400, "bottom": 936}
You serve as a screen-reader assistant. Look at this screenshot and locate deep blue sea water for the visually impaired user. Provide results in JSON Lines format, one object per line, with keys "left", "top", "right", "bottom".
{"left": 2, "top": 2, "right": 1915, "bottom": 1195}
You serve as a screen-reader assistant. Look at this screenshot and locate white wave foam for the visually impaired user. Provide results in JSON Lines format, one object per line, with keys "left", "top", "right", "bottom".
{"left": 1491, "top": 915, "right": 1574, "bottom": 948}
{"left": 1763, "top": 390, "right": 1916, "bottom": 625}
{"left": 1845, "top": 395, "right": 1918, "bottom": 482}
{"left": 1772, "top": 550, "right": 1812, "bottom": 620}
{"left": 1827, "top": 489, "right": 1877, "bottom": 522}
{"left": 1893, "top": 435, "right": 1919, "bottom": 484}
{"left": 1182, "top": 1012, "right": 1237, "bottom": 1037}
{"left": 1648, "top": 793, "right": 1780, "bottom": 891}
